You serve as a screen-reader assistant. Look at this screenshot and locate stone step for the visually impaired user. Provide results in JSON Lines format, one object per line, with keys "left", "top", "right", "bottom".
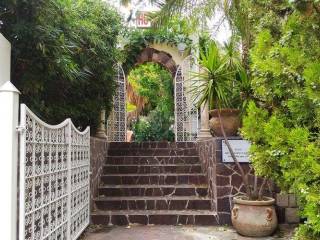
{"left": 100, "top": 173, "right": 207, "bottom": 185}
{"left": 91, "top": 210, "right": 218, "bottom": 226}
{"left": 98, "top": 184, "right": 208, "bottom": 197}
{"left": 103, "top": 164, "right": 202, "bottom": 174}
{"left": 105, "top": 156, "right": 200, "bottom": 165}
{"left": 107, "top": 148, "right": 198, "bottom": 156}
{"left": 94, "top": 196, "right": 212, "bottom": 211}
{"left": 108, "top": 142, "right": 196, "bottom": 149}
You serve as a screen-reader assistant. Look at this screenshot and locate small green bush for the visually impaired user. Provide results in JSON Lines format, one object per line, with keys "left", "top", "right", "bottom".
{"left": 133, "top": 108, "right": 174, "bottom": 142}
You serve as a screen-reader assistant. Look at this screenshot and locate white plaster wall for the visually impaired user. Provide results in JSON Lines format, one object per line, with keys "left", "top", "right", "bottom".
{"left": 0, "top": 34, "right": 11, "bottom": 87}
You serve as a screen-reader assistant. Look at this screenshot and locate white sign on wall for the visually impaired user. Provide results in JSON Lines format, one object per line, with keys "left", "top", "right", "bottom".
{"left": 222, "top": 140, "right": 251, "bottom": 163}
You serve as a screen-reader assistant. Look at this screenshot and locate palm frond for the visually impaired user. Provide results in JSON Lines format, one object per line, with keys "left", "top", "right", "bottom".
{"left": 150, "top": 0, "right": 218, "bottom": 28}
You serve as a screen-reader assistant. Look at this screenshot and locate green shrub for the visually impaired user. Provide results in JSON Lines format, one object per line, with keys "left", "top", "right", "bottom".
{"left": 243, "top": 102, "right": 320, "bottom": 237}
{"left": 242, "top": 6, "right": 320, "bottom": 237}
{"left": 0, "top": 0, "right": 122, "bottom": 132}
{"left": 133, "top": 108, "right": 174, "bottom": 142}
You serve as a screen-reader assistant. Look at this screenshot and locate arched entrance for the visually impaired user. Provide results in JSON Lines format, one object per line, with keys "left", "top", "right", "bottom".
{"left": 135, "top": 47, "right": 177, "bottom": 76}
{"left": 107, "top": 47, "right": 198, "bottom": 142}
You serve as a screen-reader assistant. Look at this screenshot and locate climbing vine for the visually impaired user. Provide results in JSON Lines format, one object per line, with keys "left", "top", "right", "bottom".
{"left": 121, "top": 18, "right": 193, "bottom": 73}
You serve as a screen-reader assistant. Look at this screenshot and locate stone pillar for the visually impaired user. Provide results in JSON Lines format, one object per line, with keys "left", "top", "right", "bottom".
{"left": 197, "top": 101, "right": 212, "bottom": 139}
{"left": 96, "top": 109, "right": 107, "bottom": 139}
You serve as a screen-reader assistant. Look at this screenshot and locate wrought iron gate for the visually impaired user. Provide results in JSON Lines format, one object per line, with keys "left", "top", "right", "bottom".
{"left": 107, "top": 64, "right": 127, "bottom": 142}
{"left": 174, "top": 55, "right": 199, "bottom": 142}
{"left": 19, "top": 104, "right": 90, "bottom": 240}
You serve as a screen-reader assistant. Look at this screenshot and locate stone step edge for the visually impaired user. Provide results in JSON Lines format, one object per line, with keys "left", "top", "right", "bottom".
{"left": 99, "top": 184, "right": 208, "bottom": 189}
{"left": 103, "top": 164, "right": 202, "bottom": 167}
{"left": 91, "top": 210, "right": 217, "bottom": 216}
{"left": 101, "top": 173, "right": 206, "bottom": 176}
{"left": 94, "top": 196, "right": 211, "bottom": 201}
{"left": 106, "top": 156, "right": 200, "bottom": 158}
{"left": 107, "top": 147, "right": 197, "bottom": 149}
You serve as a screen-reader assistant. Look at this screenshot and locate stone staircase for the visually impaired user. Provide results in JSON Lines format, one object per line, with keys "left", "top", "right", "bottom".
{"left": 91, "top": 142, "right": 217, "bottom": 226}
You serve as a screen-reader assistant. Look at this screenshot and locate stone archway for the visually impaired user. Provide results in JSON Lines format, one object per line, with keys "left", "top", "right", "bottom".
{"left": 135, "top": 48, "right": 177, "bottom": 76}
{"left": 124, "top": 48, "right": 178, "bottom": 141}
{"left": 106, "top": 46, "right": 199, "bottom": 142}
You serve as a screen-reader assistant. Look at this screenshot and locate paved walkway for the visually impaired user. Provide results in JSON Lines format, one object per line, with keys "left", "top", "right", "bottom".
{"left": 81, "top": 225, "right": 295, "bottom": 240}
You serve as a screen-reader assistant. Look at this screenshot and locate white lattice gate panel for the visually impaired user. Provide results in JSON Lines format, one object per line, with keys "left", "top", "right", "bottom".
{"left": 107, "top": 64, "right": 126, "bottom": 142}
{"left": 174, "top": 56, "right": 199, "bottom": 142}
{"left": 19, "top": 104, "right": 90, "bottom": 240}
{"left": 70, "top": 124, "right": 90, "bottom": 239}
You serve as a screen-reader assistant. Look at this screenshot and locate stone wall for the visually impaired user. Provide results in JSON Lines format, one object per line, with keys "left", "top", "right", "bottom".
{"left": 196, "top": 139, "right": 217, "bottom": 214}
{"left": 196, "top": 137, "right": 272, "bottom": 225}
{"left": 90, "top": 137, "right": 108, "bottom": 211}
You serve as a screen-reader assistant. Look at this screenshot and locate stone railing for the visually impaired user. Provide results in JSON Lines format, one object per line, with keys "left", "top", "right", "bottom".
{"left": 196, "top": 137, "right": 275, "bottom": 225}
{"left": 90, "top": 137, "right": 109, "bottom": 211}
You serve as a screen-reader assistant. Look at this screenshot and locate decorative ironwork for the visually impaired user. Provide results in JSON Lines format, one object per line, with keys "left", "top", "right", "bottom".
{"left": 174, "top": 55, "right": 199, "bottom": 142}
{"left": 107, "top": 64, "right": 127, "bottom": 142}
{"left": 19, "top": 104, "right": 90, "bottom": 240}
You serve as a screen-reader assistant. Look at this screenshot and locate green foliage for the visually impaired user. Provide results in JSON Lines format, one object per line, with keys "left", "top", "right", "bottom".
{"left": 128, "top": 63, "right": 173, "bottom": 113}
{"left": 122, "top": 22, "right": 192, "bottom": 73}
{"left": 133, "top": 108, "right": 174, "bottom": 142}
{"left": 0, "top": 0, "right": 122, "bottom": 132}
{"left": 242, "top": 4, "right": 320, "bottom": 238}
{"left": 128, "top": 63, "right": 174, "bottom": 142}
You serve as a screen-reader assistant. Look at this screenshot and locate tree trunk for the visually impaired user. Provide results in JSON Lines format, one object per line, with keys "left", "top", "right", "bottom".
{"left": 217, "top": 109, "right": 252, "bottom": 199}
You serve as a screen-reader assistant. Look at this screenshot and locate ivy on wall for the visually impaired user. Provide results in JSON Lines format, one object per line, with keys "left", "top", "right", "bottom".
{"left": 121, "top": 19, "right": 193, "bottom": 73}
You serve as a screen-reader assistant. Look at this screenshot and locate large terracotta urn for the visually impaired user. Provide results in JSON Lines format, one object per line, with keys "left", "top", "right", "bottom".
{"left": 209, "top": 108, "right": 240, "bottom": 137}
{"left": 232, "top": 196, "right": 278, "bottom": 237}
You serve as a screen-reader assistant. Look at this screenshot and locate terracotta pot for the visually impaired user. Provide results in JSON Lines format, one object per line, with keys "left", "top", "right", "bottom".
{"left": 232, "top": 196, "right": 278, "bottom": 237}
{"left": 209, "top": 108, "right": 240, "bottom": 137}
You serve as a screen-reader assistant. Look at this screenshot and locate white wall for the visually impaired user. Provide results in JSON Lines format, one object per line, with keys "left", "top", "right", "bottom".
{"left": 0, "top": 34, "right": 11, "bottom": 87}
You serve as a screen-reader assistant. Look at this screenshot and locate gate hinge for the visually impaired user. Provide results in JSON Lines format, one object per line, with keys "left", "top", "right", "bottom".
{"left": 16, "top": 125, "right": 26, "bottom": 133}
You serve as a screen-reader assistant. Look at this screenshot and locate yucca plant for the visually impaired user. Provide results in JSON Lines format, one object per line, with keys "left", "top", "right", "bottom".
{"left": 190, "top": 40, "right": 239, "bottom": 109}
{"left": 190, "top": 40, "right": 264, "bottom": 200}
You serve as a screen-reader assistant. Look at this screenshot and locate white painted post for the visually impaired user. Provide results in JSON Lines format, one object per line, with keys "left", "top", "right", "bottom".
{"left": 0, "top": 34, "right": 20, "bottom": 240}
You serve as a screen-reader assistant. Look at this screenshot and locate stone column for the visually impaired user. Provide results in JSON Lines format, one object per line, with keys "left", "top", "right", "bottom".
{"left": 197, "top": 101, "right": 212, "bottom": 139}
{"left": 95, "top": 109, "right": 107, "bottom": 139}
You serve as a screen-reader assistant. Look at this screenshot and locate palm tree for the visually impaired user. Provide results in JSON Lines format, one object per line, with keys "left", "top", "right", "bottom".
{"left": 151, "top": 0, "right": 252, "bottom": 72}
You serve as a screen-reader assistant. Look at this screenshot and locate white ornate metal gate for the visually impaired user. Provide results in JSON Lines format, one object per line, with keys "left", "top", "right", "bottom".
{"left": 107, "top": 64, "right": 127, "bottom": 142}
{"left": 174, "top": 56, "right": 199, "bottom": 142}
{"left": 19, "top": 104, "right": 90, "bottom": 240}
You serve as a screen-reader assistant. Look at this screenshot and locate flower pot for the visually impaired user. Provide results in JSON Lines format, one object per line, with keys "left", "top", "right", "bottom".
{"left": 232, "top": 196, "right": 278, "bottom": 237}
{"left": 209, "top": 108, "right": 240, "bottom": 137}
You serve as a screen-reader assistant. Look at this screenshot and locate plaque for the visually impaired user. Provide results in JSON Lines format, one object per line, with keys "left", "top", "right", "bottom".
{"left": 222, "top": 140, "right": 251, "bottom": 163}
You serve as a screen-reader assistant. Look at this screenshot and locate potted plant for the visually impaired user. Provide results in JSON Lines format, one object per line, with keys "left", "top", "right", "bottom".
{"left": 191, "top": 41, "right": 247, "bottom": 137}
{"left": 191, "top": 40, "right": 277, "bottom": 237}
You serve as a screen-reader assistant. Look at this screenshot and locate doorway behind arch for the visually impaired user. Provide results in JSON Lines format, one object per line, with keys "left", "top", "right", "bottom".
{"left": 127, "top": 62, "right": 174, "bottom": 142}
